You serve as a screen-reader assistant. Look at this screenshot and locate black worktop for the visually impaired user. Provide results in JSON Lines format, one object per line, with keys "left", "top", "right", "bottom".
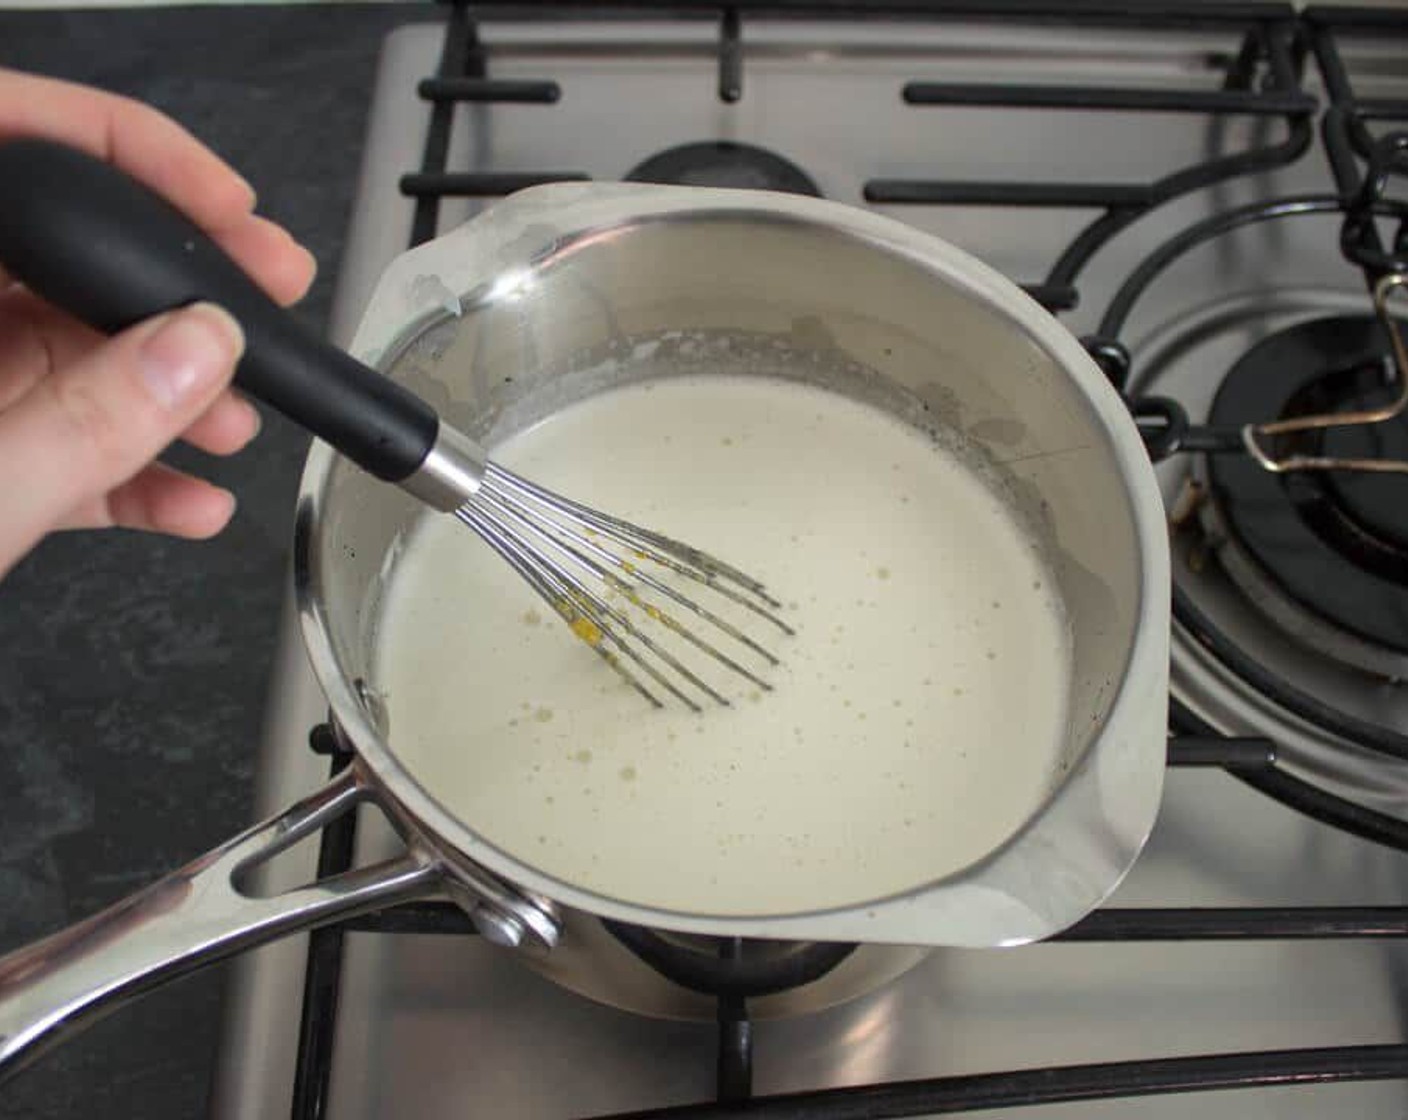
{"left": 0, "top": 6, "right": 434, "bottom": 1116}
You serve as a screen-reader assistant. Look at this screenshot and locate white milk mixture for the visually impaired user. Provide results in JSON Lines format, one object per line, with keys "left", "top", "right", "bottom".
{"left": 375, "top": 374, "right": 1071, "bottom": 915}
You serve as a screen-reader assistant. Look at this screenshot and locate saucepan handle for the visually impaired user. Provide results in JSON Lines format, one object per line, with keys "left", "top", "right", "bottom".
{"left": 0, "top": 765, "right": 441, "bottom": 1080}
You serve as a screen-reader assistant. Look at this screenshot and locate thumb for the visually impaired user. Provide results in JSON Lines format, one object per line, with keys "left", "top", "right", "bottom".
{"left": 0, "top": 302, "right": 244, "bottom": 569}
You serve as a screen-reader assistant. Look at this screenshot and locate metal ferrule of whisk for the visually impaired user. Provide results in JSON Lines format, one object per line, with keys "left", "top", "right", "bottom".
{"left": 399, "top": 421, "right": 792, "bottom": 712}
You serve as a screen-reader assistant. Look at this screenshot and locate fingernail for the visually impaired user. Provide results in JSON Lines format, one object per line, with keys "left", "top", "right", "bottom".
{"left": 192, "top": 487, "right": 238, "bottom": 540}
{"left": 234, "top": 173, "right": 257, "bottom": 209}
{"left": 217, "top": 487, "right": 238, "bottom": 524}
{"left": 139, "top": 303, "right": 245, "bottom": 410}
{"left": 242, "top": 397, "right": 263, "bottom": 439}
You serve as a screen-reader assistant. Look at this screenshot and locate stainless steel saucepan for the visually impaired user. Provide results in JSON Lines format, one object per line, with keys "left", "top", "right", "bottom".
{"left": 0, "top": 182, "right": 1168, "bottom": 1075}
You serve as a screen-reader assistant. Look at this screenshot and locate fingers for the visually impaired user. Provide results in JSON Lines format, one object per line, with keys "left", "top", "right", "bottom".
{"left": 216, "top": 215, "right": 317, "bottom": 307}
{"left": 182, "top": 390, "right": 261, "bottom": 456}
{"left": 0, "top": 68, "right": 318, "bottom": 306}
{"left": 0, "top": 288, "right": 262, "bottom": 455}
{"left": 0, "top": 302, "right": 244, "bottom": 576}
{"left": 0, "top": 285, "right": 99, "bottom": 409}
{"left": 0, "top": 68, "right": 255, "bottom": 233}
{"left": 0, "top": 215, "right": 311, "bottom": 421}
{"left": 1, "top": 211, "right": 316, "bottom": 311}
{"left": 0, "top": 69, "right": 309, "bottom": 574}
{"left": 54, "top": 461, "right": 237, "bottom": 539}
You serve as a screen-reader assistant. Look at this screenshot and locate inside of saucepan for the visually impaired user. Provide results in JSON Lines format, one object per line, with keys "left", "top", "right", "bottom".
{"left": 306, "top": 211, "right": 1142, "bottom": 916}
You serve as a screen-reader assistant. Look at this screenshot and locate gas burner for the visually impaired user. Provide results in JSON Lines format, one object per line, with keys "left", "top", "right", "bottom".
{"left": 1201, "top": 315, "right": 1408, "bottom": 676}
{"left": 1130, "top": 290, "right": 1408, "bottom": 817}
{"left": 626, "top": 141, "right": 821, "bottom": 196}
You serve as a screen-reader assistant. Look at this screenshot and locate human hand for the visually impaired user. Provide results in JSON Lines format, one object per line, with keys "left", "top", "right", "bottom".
{"left": 0, "top": 67, "right": 317, "bottom": 579}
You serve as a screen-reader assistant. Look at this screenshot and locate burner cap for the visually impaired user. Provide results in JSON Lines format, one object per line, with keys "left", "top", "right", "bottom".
{"left": 1205, "top": 314, "right": 1408, "bottom": 659}
{"left": 626, "top": 141, "right": 822, "bottom": 196}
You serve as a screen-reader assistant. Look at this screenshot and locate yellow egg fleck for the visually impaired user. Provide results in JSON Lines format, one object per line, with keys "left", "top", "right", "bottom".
{"left": 620, "top": 766, "right": 637, "bottom": 781}
{"left": 522, "top": 608, "right": 542, "bottom": 627}
{"left": 876, "top": 566, "right": 891, "bottom": 580}
{"left": 574, "top": 749, "right": 593, "bottom": 763}
{"left": 569, "top": 617, "right": 603, "bottom": 647}
{"left": 535, "top": 707, "right": 554, "bottom": 723}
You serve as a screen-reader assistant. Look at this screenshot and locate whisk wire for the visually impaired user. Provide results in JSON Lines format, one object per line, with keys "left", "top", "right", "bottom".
{"left": 458, "top": 504, "right": 752, "bottom": 711}
{"left": 469, "top": 491, "right": 746, "bottom": 704}
{"left": 480, "top": 485, "right": 785, "bottom": 667}
{"left": 484, "top": 465, "right": 788, "bottom": 617}
{"left": 455, "top": 505, "right": 669, "bottom": 710}
{"left": 454, "top": 464, "right": 788, "bottom": 710}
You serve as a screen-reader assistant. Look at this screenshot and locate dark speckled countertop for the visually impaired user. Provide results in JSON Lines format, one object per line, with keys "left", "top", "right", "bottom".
{"left": 0, "top": 6, "right": 434, "bottom": 1116}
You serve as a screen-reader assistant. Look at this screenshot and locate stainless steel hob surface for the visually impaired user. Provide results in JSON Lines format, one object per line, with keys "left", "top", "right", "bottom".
{"left": 214, "top": 10, "right": 1408, "bottom": 1119}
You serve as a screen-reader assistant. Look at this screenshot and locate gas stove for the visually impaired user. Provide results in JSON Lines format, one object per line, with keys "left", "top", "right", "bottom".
{"left": 211, "top": 4, "right": 1408, "bottom": 1118}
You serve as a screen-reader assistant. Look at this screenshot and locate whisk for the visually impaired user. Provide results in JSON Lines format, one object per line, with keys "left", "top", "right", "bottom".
{"left": 0, "top": 139, "right": 787, "bottom": 710}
